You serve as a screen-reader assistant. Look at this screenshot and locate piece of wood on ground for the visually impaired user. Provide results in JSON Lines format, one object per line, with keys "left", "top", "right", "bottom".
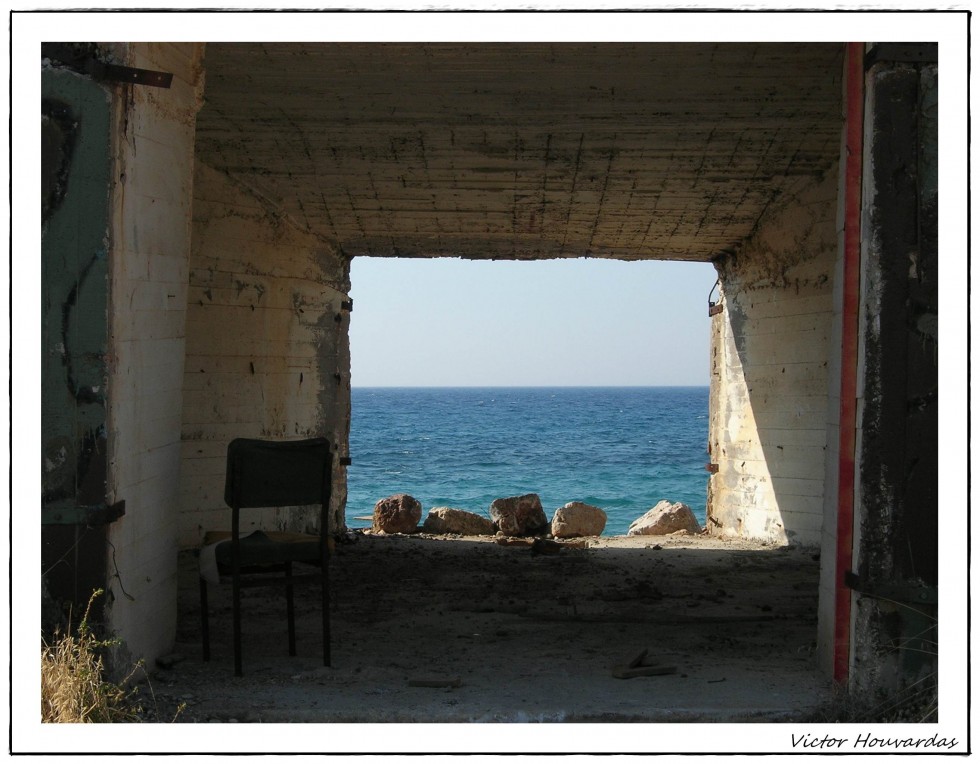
{"left": 612, "top": 665, "right": 678, "bottom": 680}
{"left": 531, "top": 538, "right": 562, "bottom": 555}
{"left": 408, "top": 676, "right": 463, "bottom": 688}
{"left": 627, "top": 648, "right": 649, "bottom": 669}
{"left": 555, "top": 539, "right": 590, "bottom": 549}
{"left": 495, "top": 537, "right": 534, "bottom": 547}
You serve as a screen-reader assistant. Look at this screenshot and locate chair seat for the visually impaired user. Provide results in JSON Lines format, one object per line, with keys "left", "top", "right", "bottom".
{"left": 206, "top": 530, "right": 323, "bottom": 570}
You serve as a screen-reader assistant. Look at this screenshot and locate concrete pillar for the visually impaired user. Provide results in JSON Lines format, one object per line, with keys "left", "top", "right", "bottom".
{"left": 707, "top": 168, "right": 838, "bottom": 547}
{"left": 104, "top": 43, "right": 205, "bottom": 671}
{"left": 849, "top": 49, "right": 938, "bottom": 696}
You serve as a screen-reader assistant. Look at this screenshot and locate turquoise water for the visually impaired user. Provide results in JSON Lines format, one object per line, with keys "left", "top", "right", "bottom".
{"left": 346, "top": 386, "right": 709, "bottom": 536}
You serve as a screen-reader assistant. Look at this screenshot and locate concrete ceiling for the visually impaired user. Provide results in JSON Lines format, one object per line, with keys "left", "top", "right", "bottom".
{"left": 195, "top": 43, "right": 844, "bottom": 262}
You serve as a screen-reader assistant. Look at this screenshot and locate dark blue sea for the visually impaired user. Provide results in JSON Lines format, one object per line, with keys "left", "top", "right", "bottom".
{"left": 346, "top": 387, "right": 709, "bottom": 536}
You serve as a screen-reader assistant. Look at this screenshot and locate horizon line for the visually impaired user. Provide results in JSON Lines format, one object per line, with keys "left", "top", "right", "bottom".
{"left": 351, "top": 384, "right": 710, "bottom": 389}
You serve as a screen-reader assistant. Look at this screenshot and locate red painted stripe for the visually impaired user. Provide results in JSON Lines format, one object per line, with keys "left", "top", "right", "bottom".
{"left": 834, "top": 41, "right": 865, "bottom": 687}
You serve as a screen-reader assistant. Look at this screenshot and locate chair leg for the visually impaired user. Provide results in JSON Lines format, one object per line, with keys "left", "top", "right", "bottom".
{"left": 199, "top": 577, "right": 210, "bottom": 662}
{"left": 232, "top": 573, "right": 243, "bottom": 677}
{"left": 285, "top": 562, "right": 296, "bottom": 657}
{"left": 322, "top": 560, "right": 331, "bottom": 667}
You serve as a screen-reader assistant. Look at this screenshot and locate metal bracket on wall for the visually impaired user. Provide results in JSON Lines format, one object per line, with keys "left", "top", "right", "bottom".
{"left": 707, "top": 279, "right": 723, "bottom": 316}
{"left": 42, "top": 43, "right": 173, "bottom": 88}
{"left": 864, "top": 43, "right": 938, "bottom": 69}
{"left": 339, "top": 457, "right": 353, "bottom": 466}
{"left": 844, "top": 570, "right": 937, "bottom": 606}
{"left": 704, "top": 463, "right": 719, "bottom": 474}
{"left": 41, "top": 499, "right": 126, "bottom": 527}
{"left": 341, "top": 299, "right": 354, "bottom": 312}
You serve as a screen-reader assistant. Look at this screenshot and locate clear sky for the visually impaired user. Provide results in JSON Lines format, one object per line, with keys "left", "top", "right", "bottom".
{"left": 349, "top": 256, "right": 717, "bottom": 387}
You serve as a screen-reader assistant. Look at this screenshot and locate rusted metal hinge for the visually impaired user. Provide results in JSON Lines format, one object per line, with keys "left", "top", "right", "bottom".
{"left": 42, "top": 43, "right": 173, "bottom": 88}
{"left": 864, "top": 43, "right": 938, "bottom": 69}
{"left": 339, "top": 456, "right": 353, "bottom": 466}
{"left": 99, "top": 63, "right": 173, "bottom": 88}
{"left": 41, "top": 499, "right": 126, "bottom": 526}
{"left": 705, "top": 463, "right": 719, "bottom": 474}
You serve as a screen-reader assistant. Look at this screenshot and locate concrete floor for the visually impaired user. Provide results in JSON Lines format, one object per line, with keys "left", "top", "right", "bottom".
{"left": 144, "top": 533, "right": 831, "bottom": 740}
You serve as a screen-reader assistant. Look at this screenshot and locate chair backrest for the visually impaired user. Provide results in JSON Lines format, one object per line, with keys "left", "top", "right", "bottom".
{"left": 224, "top": 437, "right": 332, "bottom": 509}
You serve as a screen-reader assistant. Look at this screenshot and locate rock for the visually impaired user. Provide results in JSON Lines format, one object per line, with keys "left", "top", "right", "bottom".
{"left": 155, "top": 652, "right": 185, "bottom": 670}
{"left": 372, "top": 494, "right": 422, "bottom": 534}
{"left": 628, "top": 501, "right": 702, "bottom": 536}
{"left": 489, "top": 493, "right": 549, "bottom": 536}
{"left": 422, "top": 507, "right": 496, "bottom": 536}
{"left": 551, "top": 501, "right": 607, "bottom": 538}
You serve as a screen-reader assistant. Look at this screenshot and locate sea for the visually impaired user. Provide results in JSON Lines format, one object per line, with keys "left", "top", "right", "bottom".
{"left": 346, "top": 386, "right": 709, "bottom": 537}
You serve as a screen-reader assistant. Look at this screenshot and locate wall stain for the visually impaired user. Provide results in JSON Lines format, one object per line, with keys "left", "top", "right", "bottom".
{"left": 41, "top": 99, "right": 78, "bottom": 223}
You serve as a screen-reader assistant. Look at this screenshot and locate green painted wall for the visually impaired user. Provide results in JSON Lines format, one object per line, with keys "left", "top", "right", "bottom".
{"left": 41, "top": 67, "right": 112, "bottom": 622}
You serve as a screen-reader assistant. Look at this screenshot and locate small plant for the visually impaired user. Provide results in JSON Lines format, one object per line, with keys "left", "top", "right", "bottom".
{"left": 40, "top": 589, "right": 143, "bottom": 723}
{"left": 800, "top": 595, "right": 937, "bottom": 724}
{"left": 803, "top": 677, "right": 937, "bottom": 724}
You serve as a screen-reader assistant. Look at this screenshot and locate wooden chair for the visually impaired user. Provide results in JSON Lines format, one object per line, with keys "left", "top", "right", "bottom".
{"left": 199, "top": 437, "right": 332, "bottom": 676}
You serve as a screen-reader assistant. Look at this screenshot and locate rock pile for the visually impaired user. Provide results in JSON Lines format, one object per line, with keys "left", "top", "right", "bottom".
{"left": 366, "top": 492, "right": 702, "bottom": 539}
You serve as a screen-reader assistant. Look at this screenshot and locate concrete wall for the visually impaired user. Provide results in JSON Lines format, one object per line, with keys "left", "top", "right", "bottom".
{"left": 707, "top": 168, "right": 838, "bottom": 547}
{"left": 850, "top": 57, "right": 938, "bottom": 695}
{"left": 105, "top": 43, "right": 205, "bottom": 669}
{"left": 178, "top": 162, "right": 351, "bottom": 547}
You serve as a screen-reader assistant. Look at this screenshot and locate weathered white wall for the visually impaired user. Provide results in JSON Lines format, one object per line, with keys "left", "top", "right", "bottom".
{"left": 707, "top": 168, "right": 838, "bottom": 547}
{"left": 816, "top": 136, "right": 849, "bottom": 676}
{"left": 106, "top": 43, "right": 205, "bottom": 668}
{"left": 178, "top": 162, "right": 351, "bottom": 547}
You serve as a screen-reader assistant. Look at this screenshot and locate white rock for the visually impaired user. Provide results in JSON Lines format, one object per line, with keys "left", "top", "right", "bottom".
{"left": 628, "top": 501, "right": 702, "bottom": 536}
{"left": 551, "top": 502, "right": 607, "bottom": 538}
{"left": 422, "top": 507, "right": 496, "bottom": 536}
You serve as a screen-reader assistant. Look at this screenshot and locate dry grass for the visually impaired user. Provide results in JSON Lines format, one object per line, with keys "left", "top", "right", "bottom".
{"left": 40, "top": 590, "right": 142, "bottom": 723}
{"left": 800, "top": 598, "right": 938, "bottom": 724}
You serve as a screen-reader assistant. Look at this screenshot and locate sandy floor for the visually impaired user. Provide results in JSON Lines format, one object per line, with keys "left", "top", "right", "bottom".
{"left": 142, "top": 530, "right": 830, "bottom": 733}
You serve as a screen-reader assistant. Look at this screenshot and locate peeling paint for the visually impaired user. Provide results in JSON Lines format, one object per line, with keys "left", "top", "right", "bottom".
{"left": 41, "top": 64, "right": 114, "bottom": 638}
{"left": 42, "top": 69, "right": 112, "bottom": 507}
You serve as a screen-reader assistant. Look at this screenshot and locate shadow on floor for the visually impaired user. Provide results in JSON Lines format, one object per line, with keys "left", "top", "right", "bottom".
{"left": 152, "top": 533, "right": 829, "bottom": 724}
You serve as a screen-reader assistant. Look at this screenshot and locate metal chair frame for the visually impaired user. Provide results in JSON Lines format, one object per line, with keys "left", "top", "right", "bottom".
{"left": 199, "top": 437, "right": 332, "bottom": 676}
